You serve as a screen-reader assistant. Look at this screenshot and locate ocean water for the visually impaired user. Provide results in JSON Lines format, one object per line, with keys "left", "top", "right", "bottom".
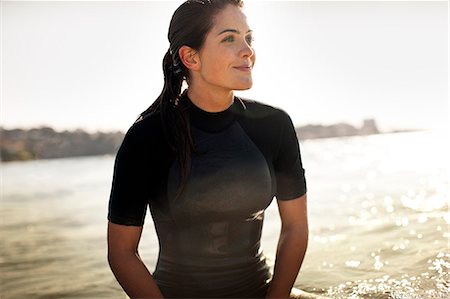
{"left": 1, "top": 130, "right": 448, "bottom": 299}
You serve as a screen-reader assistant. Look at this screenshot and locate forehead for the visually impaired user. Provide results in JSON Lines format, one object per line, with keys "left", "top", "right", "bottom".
{"left": 210, "top": 4, "right": 250, "bottom": 33}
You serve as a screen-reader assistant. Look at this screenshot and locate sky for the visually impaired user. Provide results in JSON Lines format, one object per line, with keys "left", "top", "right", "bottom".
{"left": 1, "top": 0, "right": 448, "bottom": 133}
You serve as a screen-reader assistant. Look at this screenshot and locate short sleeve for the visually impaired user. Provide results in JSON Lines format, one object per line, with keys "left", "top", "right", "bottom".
{"left": 273, "top": 111, "right": 307, "bottom": 200}
{"left": 108, "top": 123, "right": 152, "bottom": 226}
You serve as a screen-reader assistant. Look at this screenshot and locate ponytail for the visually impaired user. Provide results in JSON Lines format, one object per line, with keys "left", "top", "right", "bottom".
{"left": 138, "top": 48, "right": 194, "bottom": 200}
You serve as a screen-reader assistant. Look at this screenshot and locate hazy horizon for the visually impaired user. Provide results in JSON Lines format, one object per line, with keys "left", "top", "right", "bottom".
{"left": 0, "top": 117, "right": 426, "bottom": 134}
{"left": 2, "top": 0, "right": 448, "bottom": 134}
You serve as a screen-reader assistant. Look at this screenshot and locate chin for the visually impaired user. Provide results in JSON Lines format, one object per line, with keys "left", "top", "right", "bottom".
{"left": 234, "top": 85, "right": 252, "bottom": 91}
{"left": 233, "top": 80, "right": 253, "bottom": 91}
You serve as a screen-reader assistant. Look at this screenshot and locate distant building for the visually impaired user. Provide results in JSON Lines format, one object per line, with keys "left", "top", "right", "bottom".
{"left": 360, "top": 119, "right": 379, "bottom": 135}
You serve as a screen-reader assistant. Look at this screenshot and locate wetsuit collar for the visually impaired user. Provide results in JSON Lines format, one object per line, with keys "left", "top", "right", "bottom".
{"left": 184, "top": 93, "right": 237, "bottom": 133}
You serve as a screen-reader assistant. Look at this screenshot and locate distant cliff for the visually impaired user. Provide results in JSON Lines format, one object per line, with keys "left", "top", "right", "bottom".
{"left": 1, "top": 127, "right": 123, "bottom": 162}
{"left": 0, "top": 119, "right": 397, "bottom": 162}
{"left": 298, "top": 118, "right": 380, "bottom": 139}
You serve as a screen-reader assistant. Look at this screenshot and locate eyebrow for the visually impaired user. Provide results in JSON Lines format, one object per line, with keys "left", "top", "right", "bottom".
{"left": 217, "top": 29, "right": 253, "bottom": 36}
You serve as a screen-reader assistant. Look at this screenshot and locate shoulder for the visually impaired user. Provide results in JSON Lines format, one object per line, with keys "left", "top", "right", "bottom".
{"left": 120, "top": 111, "right": 166, "bottom": 149}
{"left": 235, "top": 96, "right": 293, "bottom": 126}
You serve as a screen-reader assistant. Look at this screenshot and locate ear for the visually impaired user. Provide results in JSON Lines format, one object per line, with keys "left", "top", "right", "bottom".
{"left": 178, "top": 45, "right": 200, "bottom": 71}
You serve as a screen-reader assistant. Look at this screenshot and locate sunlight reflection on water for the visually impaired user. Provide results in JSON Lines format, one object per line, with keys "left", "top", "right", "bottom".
{"left": 1, "top": 130, "right": 449, "bottom": 299}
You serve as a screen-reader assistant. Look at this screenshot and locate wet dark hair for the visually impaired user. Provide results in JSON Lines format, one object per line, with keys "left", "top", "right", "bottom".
{"left": 138, "top": 0, "right": 244, "bottom": 198}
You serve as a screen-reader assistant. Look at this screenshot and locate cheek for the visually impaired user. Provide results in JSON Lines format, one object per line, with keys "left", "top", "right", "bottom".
{"left": 207, "top": 52, "right": 230, "bottom": 77}
{"left": 214, "top": 59, "right": 227, "bottom": 74}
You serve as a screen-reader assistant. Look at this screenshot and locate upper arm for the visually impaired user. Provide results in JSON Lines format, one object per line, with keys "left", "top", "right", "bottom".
{"left": 273, "top": 110, "right": 307, "bottom": 201}
{"left": 108, "top": 122, "right": 153, "bottom": 226}
{"left": 276, "top": 193, "right": 308, "bottom": 230}
{"left": 107, "top": 221, "right": 144, "bottom": 255}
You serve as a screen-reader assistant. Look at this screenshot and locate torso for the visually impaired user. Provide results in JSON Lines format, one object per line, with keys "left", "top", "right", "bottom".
{"left": 149, "top": 95, "right": 282, "bottom": 298}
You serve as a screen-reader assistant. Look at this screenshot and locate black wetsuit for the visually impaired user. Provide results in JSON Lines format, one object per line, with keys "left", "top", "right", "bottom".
{"left": 108, "top": 93, "right": 307, "bottom": 298}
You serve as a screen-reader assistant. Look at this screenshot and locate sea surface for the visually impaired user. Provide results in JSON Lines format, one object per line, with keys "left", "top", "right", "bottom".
{"left": 1, "top": 130, "right": 449, "bottom": 299}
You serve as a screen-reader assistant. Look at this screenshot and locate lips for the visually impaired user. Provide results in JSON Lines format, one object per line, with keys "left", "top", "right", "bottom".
{"left": 234, "top": 65, "right": 252, "bottom": 72}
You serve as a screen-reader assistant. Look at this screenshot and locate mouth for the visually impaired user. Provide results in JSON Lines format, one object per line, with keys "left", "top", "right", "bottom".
{"left": 233, "top": 66, "right": 252, "bottom": 72}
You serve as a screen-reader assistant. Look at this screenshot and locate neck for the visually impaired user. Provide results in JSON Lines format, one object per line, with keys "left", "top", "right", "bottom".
{"left": 186, "top": 85, "right": 234, "bottom": 113}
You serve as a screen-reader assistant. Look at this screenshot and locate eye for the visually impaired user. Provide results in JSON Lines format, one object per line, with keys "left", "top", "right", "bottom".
{"left": 222, "top": 36, "right": 235, "bottom": 43}
{"left": 246, "top": 35, "right": 254, "bottom": 45}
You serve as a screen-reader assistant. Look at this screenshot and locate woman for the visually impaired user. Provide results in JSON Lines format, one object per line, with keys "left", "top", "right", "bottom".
{"left": 107, "top": 0, "right": 309, "bottom": 298}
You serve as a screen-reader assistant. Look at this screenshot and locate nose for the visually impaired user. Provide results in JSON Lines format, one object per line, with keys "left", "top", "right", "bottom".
{"left": 240, "top": 39, "right": 254, "bottom": 59}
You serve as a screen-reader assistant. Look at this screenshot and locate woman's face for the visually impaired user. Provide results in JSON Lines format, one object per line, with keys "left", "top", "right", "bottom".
{"left": 195, "top": 4, "right": 255, "bottom": 92}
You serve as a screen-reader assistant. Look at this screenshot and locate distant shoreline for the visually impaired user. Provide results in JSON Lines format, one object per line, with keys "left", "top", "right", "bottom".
{"left": 0, "top": 120, "right": 420, "bottom": 162}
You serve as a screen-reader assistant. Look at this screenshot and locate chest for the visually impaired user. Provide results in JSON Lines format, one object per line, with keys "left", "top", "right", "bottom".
{"left": 166, "top": 122, "right": 275, "bottom": 224}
